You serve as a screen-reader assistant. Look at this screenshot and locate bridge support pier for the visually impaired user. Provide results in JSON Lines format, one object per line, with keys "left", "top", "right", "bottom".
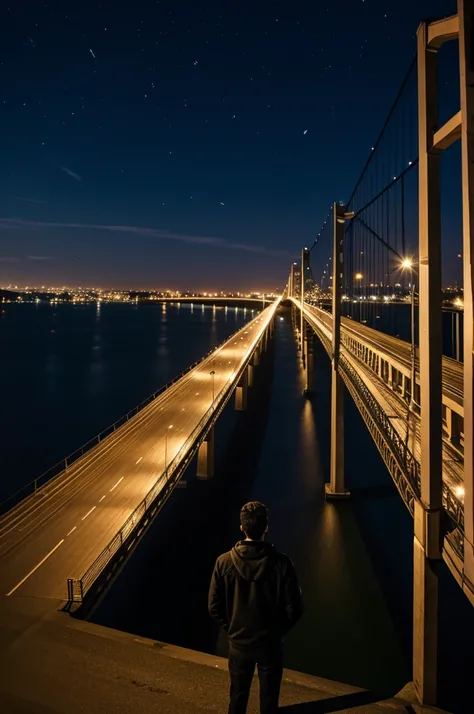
{"left": 303, "top": 327, "right": 314, "bottom": 396}
{"left": 247, "top": 363, "right": 254, "bottom": 388}
{"left": 253, "top": 345, "right": 260, "bottom": 366}
{"left": 197, "top": 428, "right": 214, "bottom": 479}
{"left": 325, "top": 367, "right": 349, "bottom": 499}
{"left": 413, "top": 504, "right": 440, "bottom": 706}
{"left": 235, "top": 370, "right": 248, "bottom": 411}
{"left": 325, "top": 203, "right": 350, "bottom": 501}
{"left": 414, "top": 18, "right": 445, "bottom": 706}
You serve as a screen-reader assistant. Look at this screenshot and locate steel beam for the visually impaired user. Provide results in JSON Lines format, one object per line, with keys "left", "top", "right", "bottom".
{"left": 459, "top": 0, "right": 474, "bottom": 587}
{"left": 432, "top": 110, "right": 462, "bottom": 152}
{"left": 427, "top": 14, "right": 459, "bottom": 48}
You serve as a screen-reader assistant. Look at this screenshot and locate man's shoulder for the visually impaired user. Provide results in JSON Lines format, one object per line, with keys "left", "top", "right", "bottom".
{"left": 215, "top": 550, "right": 234, "bottom": 573}
{"left": 272, "top": 548, "right": 294, "bottom": 570}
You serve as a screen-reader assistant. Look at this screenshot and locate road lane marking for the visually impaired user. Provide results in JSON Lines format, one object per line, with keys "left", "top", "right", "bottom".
{"left": 110, "top": 476, "right": 124, "bottom": 492}
{"left": 6, "top": 539, "right": 65, "bottom": 596}
{"left": 81, "top": 506, "right": 96, "bottom": 521}
{"left": 135, "top": 457, "right": 143, "bottom": 464}
{"left": 99, "top": 495, "right": 106, "bottom": 502}
{"left": 67, "top": 526, "right": 77, "bottom": 536}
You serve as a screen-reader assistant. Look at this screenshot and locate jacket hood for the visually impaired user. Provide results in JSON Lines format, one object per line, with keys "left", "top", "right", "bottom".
{"left": 230, "top": 540, "right": 275, "bottom": 582}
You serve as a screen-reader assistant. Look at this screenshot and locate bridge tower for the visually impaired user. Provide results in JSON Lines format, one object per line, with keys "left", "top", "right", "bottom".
{"left": 414, "top": 1, "right": 474, "bottom": 704}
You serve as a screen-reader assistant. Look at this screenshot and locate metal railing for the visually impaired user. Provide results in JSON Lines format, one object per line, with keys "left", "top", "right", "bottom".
{"left": 66, "top": 301, "right": 279, "bottom": 602}
{"left": 0, "top": 305, "right": 269, "bottom": 518}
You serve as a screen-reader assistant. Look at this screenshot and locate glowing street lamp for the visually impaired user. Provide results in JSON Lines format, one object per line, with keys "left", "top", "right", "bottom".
{"left": 355, "top": 272, "right": 363, "bottom": 280}
{"left": 164, "top": 424, "right": 173, "bottom": 471}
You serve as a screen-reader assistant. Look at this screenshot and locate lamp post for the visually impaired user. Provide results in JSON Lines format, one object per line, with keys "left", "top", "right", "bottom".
{"left": 210, "top": 370, "right": 215, "bottom": 405}
{"left": 355, "top": 273, "right": 363, "bottom": 320}
{"left": 402, "top": 258, "right": 417, "bottom": 411}
{"left": 164, "top": 424, "right": 173, "bottom": 471}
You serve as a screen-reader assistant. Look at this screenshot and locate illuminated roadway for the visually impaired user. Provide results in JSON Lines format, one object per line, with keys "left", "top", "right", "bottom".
{"left": 0, "top": 302, "right": 278, "bottom": 602}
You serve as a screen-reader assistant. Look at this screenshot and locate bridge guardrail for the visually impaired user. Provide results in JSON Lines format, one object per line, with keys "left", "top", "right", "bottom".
{"left": 66, "top": 302, "right": 279, "bottom": 602}
{"left": 0, "top": 304, "right": 266, "bottom": 517}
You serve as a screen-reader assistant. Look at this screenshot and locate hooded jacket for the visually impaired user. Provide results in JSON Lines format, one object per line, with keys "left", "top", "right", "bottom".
{"left": 208, "top": 540, "right": 303, "bottom": 652}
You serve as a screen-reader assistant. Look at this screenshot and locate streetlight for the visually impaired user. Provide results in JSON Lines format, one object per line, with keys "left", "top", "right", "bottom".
{"left": 210, "top": 370, "right": 216, "bottom": 405}
{"left": 355, "top": 274, "right": 363, "bottom": 319}
{"left": 164, "top": 424, "right": 173, "bottom": 471}
{"left": 401, "top": 258, "right": 417, "bottom": 411}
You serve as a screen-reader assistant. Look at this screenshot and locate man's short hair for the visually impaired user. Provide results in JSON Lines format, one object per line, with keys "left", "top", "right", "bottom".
{"left": 240, "top": 501, "right": 268, "bottom": 540}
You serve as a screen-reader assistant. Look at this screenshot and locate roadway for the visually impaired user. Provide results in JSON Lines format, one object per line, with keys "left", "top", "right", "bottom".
{"left": 305, "top": 303, "right": 463, "bottom": 406}
{"left": 0, "top": 302, "right": 277, "bottom": 601}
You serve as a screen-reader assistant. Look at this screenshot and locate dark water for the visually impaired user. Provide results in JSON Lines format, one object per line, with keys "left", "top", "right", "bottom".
{"left": 0, "top": 301, "right": 256, "bottom": 501}
{"left": 1, "top": 302, "right": 473, "bottom": 710}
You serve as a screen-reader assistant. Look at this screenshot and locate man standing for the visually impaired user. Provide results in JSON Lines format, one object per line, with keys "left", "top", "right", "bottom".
{"left": 208, "top": 501, "right": 303, "bottom": 714}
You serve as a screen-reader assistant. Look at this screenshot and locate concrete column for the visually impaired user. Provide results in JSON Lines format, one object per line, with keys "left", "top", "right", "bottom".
{"left": 325, "top": 203, "right": 350, "bottom": 501}
{"left": 197, "top": 428, "right": 214, "bottom": 479}
{"left": 459, "top": 0, "right": 474, "bottom": 590}
{"left": 413, "top": 502, "right": 440, "bottom": 704}
{"left": 303, "top": 328, "right": 314, "bottom": 396}
{"left": 253, "top": 344, "right": 260, "bottom": 366}
{"left": 247, "top": 363, "right": 254, "bottom": 388}
{"left": 235, "top": 370, "right": 248, "bottom": 411}
{"left": 301, "top": 318, "right": 307, "bottom": 367}
{"left": 414, "top": 19, "right": 443, "bottom": 706}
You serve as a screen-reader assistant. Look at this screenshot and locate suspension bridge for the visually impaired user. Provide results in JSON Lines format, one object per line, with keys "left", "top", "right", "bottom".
{"left": 285, "top": 5, "right": 474, "bottom": 706}
{"left": 0, "top": 3, "right": 472, "bottom": 711}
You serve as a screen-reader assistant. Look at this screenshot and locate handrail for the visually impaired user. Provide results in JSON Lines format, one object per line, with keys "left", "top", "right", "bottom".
{"left": 67, "top": 300, "right": 279, "bottom": 601}
{"left": 0, "top": 304, "right": 267, "bottom": 516}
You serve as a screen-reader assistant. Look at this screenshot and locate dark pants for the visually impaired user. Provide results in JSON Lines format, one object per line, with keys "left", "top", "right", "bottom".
{"left": 228, "top": 646, "right": 283, "bottom": 714}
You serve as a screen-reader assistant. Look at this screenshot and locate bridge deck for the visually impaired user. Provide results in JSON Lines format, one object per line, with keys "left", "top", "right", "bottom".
{"left": 308, "top": 303, "right": 463, "bottom": 404}
{"left": 299, "top": 302, "right": 464, "bottom": 503}
{"left": 0, "top": 304, "right": 276, "bottom": 601}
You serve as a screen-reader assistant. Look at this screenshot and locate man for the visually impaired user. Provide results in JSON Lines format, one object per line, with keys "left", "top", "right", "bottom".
{"left": 208, "top": 501, "right": 303, "bottom": 714}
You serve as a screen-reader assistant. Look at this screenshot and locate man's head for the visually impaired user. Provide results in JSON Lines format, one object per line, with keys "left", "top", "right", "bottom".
{"left": 240, "top": 501, "right": 268, "bottom": 541}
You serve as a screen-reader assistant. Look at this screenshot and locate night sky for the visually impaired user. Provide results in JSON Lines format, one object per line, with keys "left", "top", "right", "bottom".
{"left": 0, "top": 0, "right": 460, "bottom": 291}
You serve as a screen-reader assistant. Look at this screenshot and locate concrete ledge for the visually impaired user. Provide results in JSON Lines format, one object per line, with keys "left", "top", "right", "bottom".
{"left": 0, "top": 600, "right": 451, "bottom": 714}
